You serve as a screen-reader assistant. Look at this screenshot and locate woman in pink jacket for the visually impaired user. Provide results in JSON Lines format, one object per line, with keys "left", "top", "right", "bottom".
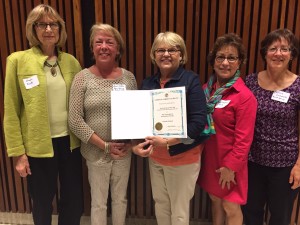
{"left": 197, "top": 33, "right": 257, "bottom": 225}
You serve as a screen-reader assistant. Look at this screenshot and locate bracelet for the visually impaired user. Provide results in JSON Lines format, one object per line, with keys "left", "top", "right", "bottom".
{"left": 164, "top": 139, "right": 169, "bottom": 150}
{"left": 104, "top": 142, "right": 110, "bottom": 154}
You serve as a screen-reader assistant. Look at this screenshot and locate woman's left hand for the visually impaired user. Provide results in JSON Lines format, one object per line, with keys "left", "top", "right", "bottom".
{"left": 216, "top": 167, "right": 236, "bottom": 190}
{"left": 289, "top": 162, "right": 300, "bottom": 189}
{"left": 145, "top": 136, "right": 167, "bottom": 148}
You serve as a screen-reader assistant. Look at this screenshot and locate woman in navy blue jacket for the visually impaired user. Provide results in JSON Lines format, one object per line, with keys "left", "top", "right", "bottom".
{"left": 132, "top": 31, "right": 207, "bottom": 225}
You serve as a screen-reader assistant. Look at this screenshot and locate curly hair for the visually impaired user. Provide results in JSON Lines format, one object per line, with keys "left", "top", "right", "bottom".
{"left": 207, "top": 33, "right": 246, "bottom": 66}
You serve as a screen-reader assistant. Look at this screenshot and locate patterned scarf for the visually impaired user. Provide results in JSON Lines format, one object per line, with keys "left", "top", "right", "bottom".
{"left": 201, "top": 70, "right": 240, "bottom": 136}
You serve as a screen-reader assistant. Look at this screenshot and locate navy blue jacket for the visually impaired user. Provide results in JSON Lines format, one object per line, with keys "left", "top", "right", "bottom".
{"left": 141, "top": 66, "right": 207, "bottom": 156}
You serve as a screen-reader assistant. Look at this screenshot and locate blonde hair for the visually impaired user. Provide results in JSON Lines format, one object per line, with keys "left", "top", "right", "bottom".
{"left": 89, "top": 23, "right": 125, "bottom": 62}
{"left": 26, "top": 4, "right": 67, "bottom": 47}
{"left": 150, "top": 31, "right": 188, "bottom": 65}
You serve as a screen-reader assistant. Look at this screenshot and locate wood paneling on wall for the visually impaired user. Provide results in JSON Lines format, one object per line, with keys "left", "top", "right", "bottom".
{"left": 0, "top": 0, "right": 83, "bottom": 215}
{"left": 94, "top": 0, "right": 300, "bottom": 84}
{"left": 92, "top": 0, "right": 300, "bottom": 223}
{"left": 1, "top": 0, "right": 300, "bottom": 224}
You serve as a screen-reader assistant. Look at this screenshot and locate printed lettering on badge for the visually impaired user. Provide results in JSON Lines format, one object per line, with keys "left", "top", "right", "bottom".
{"left": 23, "top": 75, "right": 39, "bottom": 89}
{"left": 112, "top": 84, "right": 126, "bottom": 91}
{"left": 271, "top": 90, "right": 290, "bottom": 103}
{"left": 215, "top": 99, "right": 231, "bottom": 108}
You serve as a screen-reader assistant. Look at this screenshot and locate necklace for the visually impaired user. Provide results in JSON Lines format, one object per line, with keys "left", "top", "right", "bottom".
{"left": 44, "top": 61, "right": 58, "bottom": 77}
{"left": 160, "top": 78, "right": 169, "bottom": 84}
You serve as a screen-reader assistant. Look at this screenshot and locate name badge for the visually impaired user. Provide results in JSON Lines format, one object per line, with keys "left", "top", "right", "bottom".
{"left": 23, "top": 75, "right": 39, "bottom": 89}
{"left": 112, "top": 84, "right": 126, "bottom": 91}
{"left": 271, "top": 90, "right": 290, "bottom": 103}
{"left": 215, "top": 99, "right": 231, "bottom": 108}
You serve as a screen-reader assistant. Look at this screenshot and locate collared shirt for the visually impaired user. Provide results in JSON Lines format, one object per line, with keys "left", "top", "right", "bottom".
{"left": 198, "top": 77, "right": 257, "bottom": 204}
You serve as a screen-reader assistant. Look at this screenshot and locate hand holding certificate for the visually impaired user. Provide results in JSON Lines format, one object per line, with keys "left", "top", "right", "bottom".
{"left": 111, "top": 86, "right": 187, "bottom": 139}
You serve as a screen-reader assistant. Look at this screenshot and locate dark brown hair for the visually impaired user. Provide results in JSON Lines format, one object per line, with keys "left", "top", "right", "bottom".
{"left": 207, "top": 33, "right": 246, "bottom": 66}
{"left": 260, "top": 28, "right": 299, "bottom": 61}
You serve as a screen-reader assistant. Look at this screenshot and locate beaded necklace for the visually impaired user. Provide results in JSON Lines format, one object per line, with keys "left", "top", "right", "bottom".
{"left": 44, "top": 61, "right": 58, "bottom": 77}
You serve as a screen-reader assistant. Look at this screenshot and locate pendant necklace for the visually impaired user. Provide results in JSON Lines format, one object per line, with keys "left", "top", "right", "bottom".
{"left": 44, "top": 61, "right": 58, "bottom": 77}
{"left": 160, "top": 78, "right": 169, "bottom": 88}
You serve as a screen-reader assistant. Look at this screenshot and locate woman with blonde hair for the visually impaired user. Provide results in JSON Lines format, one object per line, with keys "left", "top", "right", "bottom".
{"left": 4, "top": 4, "right": 83, "bottom": 225}
{"left": 69, "top": 23, "right": 137, "bottom": 225}
{"left": 132, "top": 31, "right": 207, "bottom": 225}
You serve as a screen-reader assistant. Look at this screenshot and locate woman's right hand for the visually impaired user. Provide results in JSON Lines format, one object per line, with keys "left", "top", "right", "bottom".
{"left": 15, "top": 154, "right": 31, "bottom": 177}
{"left": 109, "top": 142, "right": 129, "bottom": 159}
{"left": 132, "top": 140, "right": 153, "bottom": 157}
{"left": 216, "top": 167, "right": 236, "bottom": 189}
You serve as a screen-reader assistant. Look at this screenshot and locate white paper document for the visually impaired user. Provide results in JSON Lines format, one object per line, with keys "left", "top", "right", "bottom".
{"left": 111, "top": 86, "right": 187, "bottom": 139}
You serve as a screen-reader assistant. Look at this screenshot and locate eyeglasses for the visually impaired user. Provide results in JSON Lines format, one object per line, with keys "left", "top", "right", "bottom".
{"left": 155, "top": 48, "right": 179, "bottom": 56}
{"left": 267, "top": 47, "right": 291, "bottom": 54}
{"left": 35, "top": 22, "right": 59, "bottom": 30}
{"left": 215, "top": 55, "right": 239, "bottom": 63}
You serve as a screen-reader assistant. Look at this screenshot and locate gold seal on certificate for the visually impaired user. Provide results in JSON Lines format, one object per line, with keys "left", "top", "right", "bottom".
{"left": 155, "top": 122, "right": 163, "bottom": 131}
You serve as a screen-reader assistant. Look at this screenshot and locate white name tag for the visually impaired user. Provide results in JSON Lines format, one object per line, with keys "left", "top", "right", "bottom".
{"left": 23, "top": 75, "right": 39, "bottom": 89}
{"left": 271, "top": 90, "right": 290, "bottom": 103}
{"left": 112, "top": 84, "right": 126, "bottom": 91}
{"left": 215, "top": 99, "right": 231, "bottom": 108}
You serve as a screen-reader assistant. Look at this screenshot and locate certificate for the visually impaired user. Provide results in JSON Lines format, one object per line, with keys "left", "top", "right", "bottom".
{"left": 111, "top": 86, "right": 187, "bottom": 139}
